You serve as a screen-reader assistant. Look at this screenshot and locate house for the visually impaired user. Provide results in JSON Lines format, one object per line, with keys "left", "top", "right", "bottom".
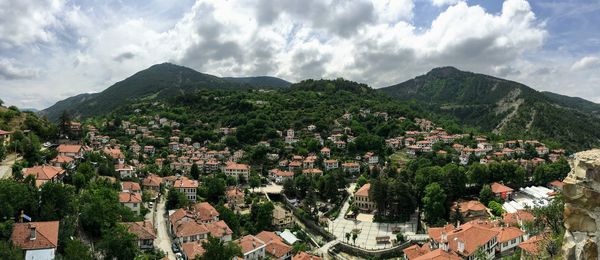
{"left": 205, "top": 220, "right": 233, "bottom": 242}
{"left": 502, "top": 210, "right": 535, "bottom": 227}
{"left": 121, "top": 181, "right": 141, "bottom": 193}
{"left": 226, "top": 187, "right": 245, "bottom": 208}
{"left": 518, "top": 234, "right": 546, "bottom": 258}
{"left": 428, "top": 221, "right": 499, "bottom": 259}
{"left": 11, "top": 221, "right": 59, "bottom": 260}
{"left": 324, "top": 159, "right": 339, "bottom": 171}
{"left": 142, "top": 174, "right": 163, "bottom": 193}
{"left": 50, "top": 155, "right": 74, "bottom": 168}
{"left": 116, "top": 164, "right": 136, "bottom": 178}
{"left": 354, "top": 183, "right": 375, "bottom": 212}
{"left": 491, "top": 182, "right": 514, "bottom": 200}
{"left": 341, "top": 162, "right": 360, "bottom": 174}
{"left": 302, "top": 158, "right": 315, "bottom": 169}
{"left": 412, "top": 249, "right": 461, "bottom": 260}
{"left": 452, "top": 200, "right": 489, "bottom": 221}
{"left": 122, "top": 221, "right": 156, "bottom": 250}
{"left": 236, "top": 235, "right": 266, "bottom": 260}
{"left": 320, "top": 147, "right": 330, "bottom": 158}
{"left": 56, "top": 144, "right": 83, "bottom": 159}
{"left": 272, "top": 206, "right": 293, "bottom": 229}
{"left": 493, "top": 226, "right": 525, "bottom": 254}
{"left": 172, "top": 219, "right": 209, "bottom": 244}
{"left": 119, "top": 192, "right": 142, "bottom": 215}
{"left": 402, "top": 243, "right": 432, "bottom": 260}
{"left": 143, "top": 145, "right": 155, "bottom": 154}
{"left": 293, "top": 252, "right": 323, "bottom": 260}
{"left": 104, "top": 147, "right": 125, "bottom": 164}
{"left": 363, "top": 152, "right": 378, "bottom": 164}
{"left": 224, "top": 162, "right": 250, "bottom": 181}
{"left": 174, "top": 177, "right": 199, "bottom": 202}
{"left": 0, "top": 129, "right": 11, "bottom": 146}
{"left": 181, "top": 241, "right": 206, "bottom": 260}
{"left": 301, "top": 168, "right": 323, "bottom": 176}
{"left": 193, "top": 202, "right": 220, "bottom": 224}
{"left": 270, "top": 169, "right": 294, "bottom": 184}
{"left": 256, "top": 231, "right": 292, "bottom": 260}
{"left": 23, "top": 165, "right": 66, "bottom": 188}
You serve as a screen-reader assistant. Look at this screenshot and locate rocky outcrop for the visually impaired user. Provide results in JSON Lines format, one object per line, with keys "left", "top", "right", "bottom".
{"left": 562, "top": 149, "right": 600, "bottom": 259}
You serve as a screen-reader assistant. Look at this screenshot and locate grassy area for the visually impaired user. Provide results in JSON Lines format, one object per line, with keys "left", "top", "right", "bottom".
{"left": 389, "top": 151, "right": 411, "bottom": 168}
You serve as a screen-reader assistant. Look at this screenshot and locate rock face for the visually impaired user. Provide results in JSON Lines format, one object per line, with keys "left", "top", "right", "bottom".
{"left": 562, "top": 149, "right": 600, "bottom": 259}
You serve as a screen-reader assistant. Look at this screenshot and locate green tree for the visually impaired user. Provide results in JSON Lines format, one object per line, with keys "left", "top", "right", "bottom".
{"left": 79, "top": 185, "right": 137, "bottom": 237}
{"left": 0, "top": 240, "right": 24, "bottom": 260}
{"left": 345, "top": 232, "right": 350, "bottom": 243}
{"left": 39, "top": 182, "right": 77, "bottom": 220}
{"left": 249, "top": 202, "right": 274, "bottom": 233}
{"left": 204, "top": 177, "right": 226, "bottom": 204}
{"left": 352, "top": 232, "right": 358, "bottom": 245}
{"left": 488, "top": 201, "right": 504, "bottom": 216}
{"left": 166, "top": 187, "right": 191, "bottom": 210}
{"left": 423, "top": 183, "right": 447, "bottom": 225}
{"left": 479, "top": 184, "right": 494, "bottom": 206}
{"left": 62, "top": 239, "right": 94, "bottom": 260}
{"left": 197, "top": 236, "right": 242, "bottom": 260}
{"left": 190, "top": 163, "right": 200, "bottom": 180}
{"left": 98, "top": 224, "right": 139, "bottom": 260}
{"left": 249, "top": 174, "right": 261, "bottom": 191}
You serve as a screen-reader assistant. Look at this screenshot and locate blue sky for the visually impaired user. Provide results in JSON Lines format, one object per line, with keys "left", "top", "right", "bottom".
{"left": 1, "top": 0, "right": 599, "bottom": 109}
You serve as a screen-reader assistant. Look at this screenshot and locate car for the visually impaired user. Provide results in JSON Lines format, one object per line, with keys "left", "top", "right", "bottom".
{"left": 148, "top": 202, "right": 153, "bottom": 208}
{"left": 172, "top": 243, "right": 180, "bottom": 253}
{"left": 175, "top": 253, "right": 183, "bottom": 260}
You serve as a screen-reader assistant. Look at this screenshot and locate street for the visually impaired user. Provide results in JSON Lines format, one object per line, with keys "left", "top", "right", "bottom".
{"left": 155, "top": 194, "right": 176, "bottom": 260}
{"left": 0, "top": 153, "right": 19, "bottom": 179}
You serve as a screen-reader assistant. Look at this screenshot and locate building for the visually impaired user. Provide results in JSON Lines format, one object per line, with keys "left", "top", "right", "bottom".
{"left": 236, "top": 235, "right": 266, "bottom": 260}
{"left": 320, "top": 147, "right": 330, "bottom": 158}
{"left": 205, "top": 220, "right": 233, "bottom": 242}
{"left": 324, "top": 159, "right": 339, "bottom": 171}
{"left": 23, "top": 165, "right": 66, "bottom": 188}
{"left": 174, "top": 176, "right": 199, "bottom": 202}
{"left": 256, "top": 231, "right": 292, "bottom": 260}
{"left": 192, "top": 202, "right": 220, "bottom": 224}
{"left": 493, "top": 226, "right": 525, "bottom": 254}
{"left": 428, "top": 221, "right": 499, "bottom": 259}
{"left": 11, "top": 221, "right": 59, "bottom": 260}
{"left": 518, "top": 234, "right": 546, "bottom": 258}
{"left": 491, "top": 182, "right": 514, "bottom": 200}
{"left": 50, "top": 155, "right": 74, "bottom": 168}
{"left": 142, "top": 174, "right": 163, "bottom": 193}
{"left": 354, "top": 183, "right": 376, "bottom": 212}
{"left": 293, "top": 251, "right": 323, "bottom": 260}
{"left": 502, "top": 210, "right": 535, "bottom": 227}
{"left": 224, "top": 162, "right": 250, "bottom": 181}
{"left": 272, "top": 206, "right": 293, "bottom": 229}
{"left": 452, "top": 200, "right": 489, "bottom": 222}
{"left": 56, "top": 144, "right": 83, "bottom": 159}
{"left": 341, "top": 162, "right": 360, "bottom": 174}
{"left": 270, "top": 169, "right": 294, "bottom": 184}
{"left": 121, "top": 181, "right": 141, "bottom": 193}
{"left": 122, "top": 221, "right": 156, "bottom": 250}
{"left": 119, "top": 192, "right": 142, "bottom": 215}
{"left": 181, "top": 241, "right": 206, "bottom": 259}
{"left": 0, "top": 129, "right": 11, "bottom": 146}
{"left": 116, "top": 164, "right": 136, "bottom": 178}
{"left": 226, "top": 187, "right": 245, "bottom": 208}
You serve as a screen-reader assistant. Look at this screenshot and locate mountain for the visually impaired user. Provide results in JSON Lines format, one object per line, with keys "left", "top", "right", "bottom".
{"left": 223, "top": 76, "right": 291, "bottom": 88}
{"left": 541, "top": 91, "right": 600, "bottom": 115}
{"left": 41, "top": 63, "right": 290, "bottom": 121}
{"left": 380, "top": 66, "right": 600, "bottom": 149}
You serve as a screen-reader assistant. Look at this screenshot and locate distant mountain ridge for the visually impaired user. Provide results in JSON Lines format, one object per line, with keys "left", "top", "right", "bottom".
{"left": 380, "top": 66, "right": 600, "bottom": 149}
{"left": 40, "top": 63, "right": 291, "bottom": 121}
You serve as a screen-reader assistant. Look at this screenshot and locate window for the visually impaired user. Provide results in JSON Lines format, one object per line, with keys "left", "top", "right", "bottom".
{"left": 133, "top": 203, "right": 138, "bottom": 207}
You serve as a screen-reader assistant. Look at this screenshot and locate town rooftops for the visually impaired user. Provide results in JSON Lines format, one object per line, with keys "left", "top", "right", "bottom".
{"left": 121, "top": 181, "right": 141, "bottom": 191}
{"left": 454, "top": 200, "right": 487, "bottom": 213}
{"left": 206, "top": 220, "right": 233, "bottom": 238}
{"left": 122, "top": 221, "right": 156, "bottom": 240}
{"left": 11, "top": 221, "right": 59, "bottom": 250}
{"left": 237, "top": 235, "right": 266, "bottom": 254}
{"left": 293, "top": 251, "right": 323, "bottom": 260}
{"left": 493, "top": 226, "right": 525, "bottom": 243}
{"left": 142, "top": 174, "right": 162, "bottom": 187}
{"left": 402, "top": 243, "right": 431, "bottom": 259}
{"left": 225, "top": 162, "right": 250, "bottom": 170}
{"left": 412, "top": 248, "right": 461, "bottom": 260}
{"left": 174, "top": 177, "right": 199, "bottom": 188}
{"left": 51, "top": 155, "right": 74, "bottom": 164}
{"left": 175, "top": 220, "right": 209, "bottom": 237}
{"left": 193, "top": 202, "right": 220, "bottom": 222}
{"left": 181, "top": 241, "right": 206, "bottom": 259}
{"left": 491, "top": 182, "right": 513, "bottom": 194}
{"left": 355, "top": 183, "right": 370, "bottom": 197}
{"left": 57, "top": 144, "right": 82, "bottom": 154}
{"left": 518, "top": 234, "right": 547, "bottom": 255}
{"left": 119, "top": 192, "right": 142, "bottom": 203}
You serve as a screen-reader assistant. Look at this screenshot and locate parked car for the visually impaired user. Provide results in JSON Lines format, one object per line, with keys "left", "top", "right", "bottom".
{"left": 172, "top": 243, "right": 180, "bottom": 253}
{"left": 148, "top": 202, "right": 153, "bottom": 208}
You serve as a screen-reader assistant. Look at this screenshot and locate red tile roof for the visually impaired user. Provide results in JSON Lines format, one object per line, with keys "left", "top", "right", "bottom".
{"left": 403, "top": 243, "right": 432, "bottom": 259}
{"left": 142, "top": 174, "right": 162, "bottom": 187}
{"left": 174, "top": 220, "right": 208, "bottom": 238}
{"left": 293, "top": 251, "right": 322, "bottom": 260}
{"left": 355, "top": 183, "right": 370, "bottom": 197}
{"left": 57, "top": 144, "right": 82, "bottom": 154}
{"left": 23, "top": 165, "right": 65, "bottom": 183}
{"left": 51, "top": 155, "right": 74, "bottom": 164}
{"left": 502, "top": 210, "right": 535, "bottom": 226}
{"left": 119, "top": 192, "right": 142, "bottom": 203}
{"left": 205, "top": 220, "right": 232, "bottom": 238}
{"left": 518, "top": 234, "right": 546, "bottom": 255}
{"left": 122, "top": 221, "right": 156, "bottom": 240}
{"left": 491, "top": 182, "right": 513, "bottom": 194}
{"left": 237, "top": 235, "right": 265, "bottom": 254}
{"left": 193, "top": 202, "right": 220, "bottom": 222}
{"left": 181, "top": 241, "right": 206, "bottom": 259}
{"left": 256, "top": 231, "right": 283, "bottom": 244}
{"left": 265, "top": 240, "right": 292, "bottom": 258}
{"left": 121, "top": 181, "right": 141, "bottom": 191}
{"left": 412, "top": 248, "right": 461, "bottom": 260}
{"left": 11, "top": 221, "right": 59, "bottom": 250}
{"left": 493, "top": 226, "right": 525, "bottom": 243}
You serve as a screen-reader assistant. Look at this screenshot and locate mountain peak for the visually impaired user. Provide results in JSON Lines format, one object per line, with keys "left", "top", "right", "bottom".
{"left": 426, "top": 66, "right": 463, "bottom": 77}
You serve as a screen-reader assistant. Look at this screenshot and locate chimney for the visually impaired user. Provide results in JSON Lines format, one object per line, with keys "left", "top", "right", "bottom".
{"left": 252, "top": 241, "right": 256, "bottom": 248}
{"left": 29, "top": 224, "right": 37, "bottom": 240}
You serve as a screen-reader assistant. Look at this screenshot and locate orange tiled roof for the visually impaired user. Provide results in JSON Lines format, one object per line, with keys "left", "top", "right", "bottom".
{"left": 119, "top": 192, "right": 142, "bottom": 203}
{"left": 51, "top": 155, "right": 74, "bottom": 164}
{"left": 403, "top": 243, "right": 432, "bottom": 259}
{"left": 502, "top": 210, "right": 535, "bottom": 226}
{"left": 493, "top": 226, "right": 524, "bottom": 243}
{"left": 412, "top": 248, "right": 461, "bottom": 260}
{"left": 11, "top": 221, "right": 59, "bottom": 250}
{"left": 57, "top": 144, "right": 82, "bottom": 154}
{"left": 265, "top": 240, "right": 292, "bottom": 258}
{"left": 225, "top": 162, "right": 249, "bottom": 170}
{"left": 122, "top": 221, "right": 156, "bottom": 240}
{"left": 491, "top": 182, "right": 513, "bottom": 194}
{"left": 193, "top": 202, "right": 220, "bottom": 222}
{"left": 175, "top": 220, "right": 209, "bottom": 237}
{"left": 121, "top": 181, "right": 141, "bottom": 191}
{"left": 24, "top": 165, "right": 65, "bottom": 181}
{"left": 518, "top": 234, "right": 546, "bottom": 255}
{"left": 293, "top": 251, "right": 322, "bottom": 260}
{"left": 237, "top": 235, "right": 265, "bottom": 254}
{"left": 355, "top": 183, "right": 370, "bottom": 197}
{"left": 142, "top": 174, "right": 162, "bottom": 187}
{"left": 181, "top": 241, "right": 206, "bottom": 259}
{"left": 454, "top": 200, "right": 487, "bottom": 213}
{"left": 256, "top": 231, "right": 283, "bottom": 244}
{"left": 205, "top": 220, "right": 232, "bottom": 238}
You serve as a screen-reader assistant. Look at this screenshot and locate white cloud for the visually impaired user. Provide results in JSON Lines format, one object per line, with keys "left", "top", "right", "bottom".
{"left": 0, "top": 0, "right": 64, "bottom": 47}
{"left": 0, "top": 59, "right": 39, "bottom": 79}
{"left": 3, "top": 0, "right": 598, "bottom": 109}
{"left": 571, "top": 56, "right": 600, "bottom": 71}
{"left": 431, "top": 0, "right": 461, "bottom": 7}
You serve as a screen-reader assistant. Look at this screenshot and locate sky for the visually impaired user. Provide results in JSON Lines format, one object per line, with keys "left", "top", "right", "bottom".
{"left": 1, "top": 0, "right": 600, "bottom": 109}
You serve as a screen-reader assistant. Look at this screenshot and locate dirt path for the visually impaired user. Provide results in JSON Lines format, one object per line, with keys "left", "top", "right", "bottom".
{"left": 155, "top": 194, "right": 176, "bottom": 260}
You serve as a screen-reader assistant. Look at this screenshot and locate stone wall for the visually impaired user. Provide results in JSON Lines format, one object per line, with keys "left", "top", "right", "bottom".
{"left": 562, "top": 149, "right": 600, "bottom": 259}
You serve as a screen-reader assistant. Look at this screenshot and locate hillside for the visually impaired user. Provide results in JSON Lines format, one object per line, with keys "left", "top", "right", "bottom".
{"left": 0, "top": 105, "right": 56, "bottom": 140}
{"left": 380, "top": 67, "right": 600, "bottom": 149}
{"left": 41, "top": 63, "right": 290, "bottom": 121}
{"left": 222, "top": 76, "right": 291, "bottom": 88}
{"left": 541, "top": 91, "right": 600, "bottom": 115}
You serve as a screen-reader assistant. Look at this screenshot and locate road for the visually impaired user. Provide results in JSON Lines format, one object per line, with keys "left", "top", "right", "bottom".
{"left": 0, "top": 153, "right": 18, "bottom": 179}
{"left": 155, "top": 194, "right": 176, "bottom": 260}
{"left": 316, "top": 183, "right": 355, "bottom": 258}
